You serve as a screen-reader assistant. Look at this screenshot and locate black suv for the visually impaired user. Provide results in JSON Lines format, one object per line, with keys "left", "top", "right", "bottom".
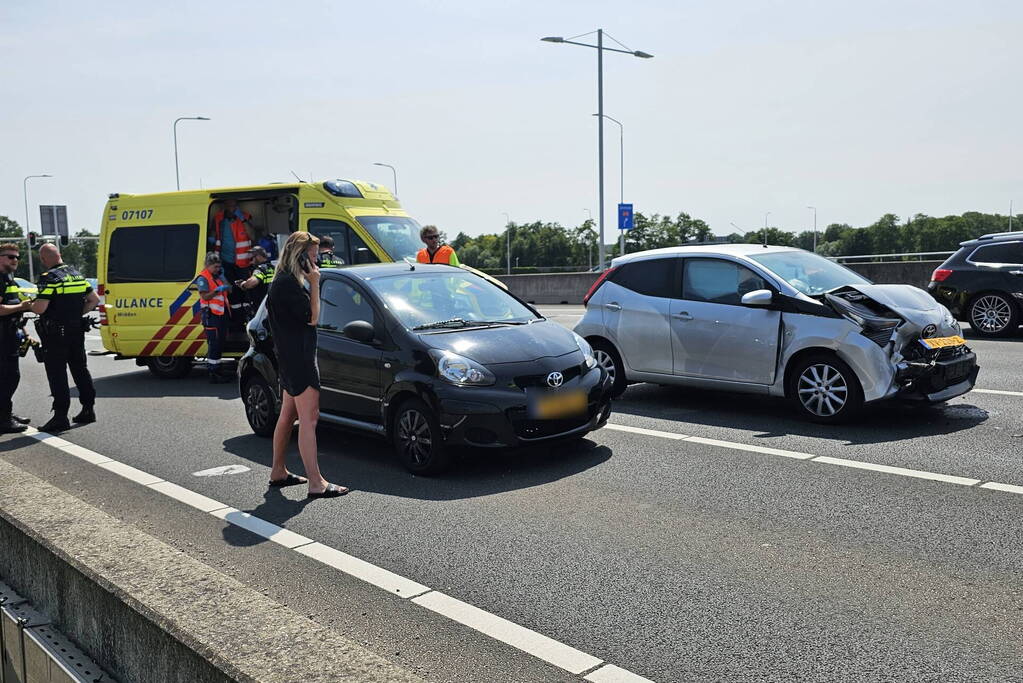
{"left": 928, "top": 231, "right": 1023, "bottom": 337}
{"left": 239, "top": 263, "right": 612, "bottom": 474}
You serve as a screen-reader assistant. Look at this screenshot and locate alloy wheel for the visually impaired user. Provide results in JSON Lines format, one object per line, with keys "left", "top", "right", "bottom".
{"left": 398, "top": 409, "right": 433, "bottom": 465}
{"left": 970, "top": 295, "right": 1012, "bottom": 333}
{"left": 245, "top": 382, "right": 271, "bottom": 432}
{"left": 797, "top": 363, "right": 849, "bottom": 417}
{"left": 593, "top": 349, "right": 617, "bottom": 383}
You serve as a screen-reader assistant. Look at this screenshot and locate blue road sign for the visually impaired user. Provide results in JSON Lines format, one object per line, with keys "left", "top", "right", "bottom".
{"left": 618, "top": 203, "right": 634, "bottom": 230}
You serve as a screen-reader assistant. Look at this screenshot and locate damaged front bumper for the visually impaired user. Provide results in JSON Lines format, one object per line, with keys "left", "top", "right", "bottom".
{"left": 894, "top": 348, "right": 980, "bottom": 402}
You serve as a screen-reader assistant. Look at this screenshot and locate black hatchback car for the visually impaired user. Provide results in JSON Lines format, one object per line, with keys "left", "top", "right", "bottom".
{"left": 239, "top": 263, "right": 612, "bottom": 474}
{"left": 928, "top": 231, "right": 1023, "bottom": 337}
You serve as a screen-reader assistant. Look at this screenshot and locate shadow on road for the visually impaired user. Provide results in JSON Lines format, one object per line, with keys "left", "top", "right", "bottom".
{"left": 89, "top": 369, "right": 238, "bottom": 400}
{"left": 221, "top": 486, "right": 313, "bottom": 547}
{"left": 611, "top": 383, "right": 989, "bottom": 446}
{"left": 221, "top": 428, "right": 612, "bottom": 503}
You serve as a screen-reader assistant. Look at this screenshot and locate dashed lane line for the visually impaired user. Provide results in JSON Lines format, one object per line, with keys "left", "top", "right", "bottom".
{"left": 20, "top": 427, "right": 652, "bottom": 683}
{"left": 603, "top": 422, "right": 1019, "bottom": 494}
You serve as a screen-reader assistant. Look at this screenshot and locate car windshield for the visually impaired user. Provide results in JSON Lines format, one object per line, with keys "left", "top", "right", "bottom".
{"left": 368, "top": 271, "right": 538, "bottom": 330}
{"left": 749, "top": 250, "right": 871, "bottom": 296}
{"left": 356, "top": 216, "right": 423, "bottom": 262}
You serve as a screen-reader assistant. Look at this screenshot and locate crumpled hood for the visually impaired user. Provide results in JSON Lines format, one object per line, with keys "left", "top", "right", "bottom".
{"left": 422, "top": 321, "right": 578, "bottom": 365}
{"left": 843, "top": 284, "right": 951, "bottom": 328}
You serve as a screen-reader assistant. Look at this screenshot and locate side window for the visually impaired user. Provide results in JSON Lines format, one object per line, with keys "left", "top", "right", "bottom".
{"left": 319, "top": 279, "right": 375, "bottom": 334}
{"left": 971, "top": 242, "right": 1023, "bottom": 265}
{"left": 682, "top": 259, "right": 768, "bottom": 305}
{"left": 307, "top": 219, "right": 351, "bottom": 263}
{"left": 610, "top": 258, "right": 678, "bottom": 298}
{"left": 349, "top": 229, "right": 379, "bottom": 264}
{"left": 108, "top": 224, "right": 200, "bottom": 283}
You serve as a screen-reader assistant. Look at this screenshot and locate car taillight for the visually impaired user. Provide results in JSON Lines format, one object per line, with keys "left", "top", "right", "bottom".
{"left": 583, "top": 267, "right": 617, "bottom": 306}
{"left": 931, "top": 268, "right": 953, "bottom": 282}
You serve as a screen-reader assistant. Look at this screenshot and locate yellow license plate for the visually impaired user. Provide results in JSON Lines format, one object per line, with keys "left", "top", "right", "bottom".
{"left": 532, "top": 390, "right": 587, "bottom": 419}
{"left": 919, "top": 335, "right": 966, "bottom": 349}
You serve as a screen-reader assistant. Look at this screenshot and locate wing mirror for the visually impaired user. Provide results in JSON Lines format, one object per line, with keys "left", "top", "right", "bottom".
{"left": 342, "top": 320, "right": 375, "bottom": 343}
{"left": 740, "top": 289, "right": 774, "bottom": 307}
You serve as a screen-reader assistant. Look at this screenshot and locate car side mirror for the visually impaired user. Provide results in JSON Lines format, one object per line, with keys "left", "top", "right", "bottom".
{"left": 354, "top": 247, "right": 378, "bottom": 264}
{"left": 342, "top": 320, "right": 375, "bottom": 343}
{"left": 740, "top": 289, "right": 774, "bottom": 307}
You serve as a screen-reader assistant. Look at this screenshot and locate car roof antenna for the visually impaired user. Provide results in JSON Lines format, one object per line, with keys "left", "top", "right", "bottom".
{"left": 403, "top": 256, "right": 416, "bottom": 271}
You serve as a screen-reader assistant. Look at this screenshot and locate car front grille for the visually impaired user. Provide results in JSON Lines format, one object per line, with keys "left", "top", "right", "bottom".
{"left": 512, "top": 415, "right": 591, "bottom": 440}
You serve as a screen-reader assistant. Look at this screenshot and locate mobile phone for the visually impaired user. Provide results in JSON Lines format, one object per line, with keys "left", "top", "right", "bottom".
{"left": 299, "top": 254, "right": 311, "bottom": 273}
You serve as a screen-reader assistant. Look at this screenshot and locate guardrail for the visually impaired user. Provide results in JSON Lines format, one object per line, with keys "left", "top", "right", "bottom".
{"left": 830, "top": 251, "right": 954, "bottom": 263}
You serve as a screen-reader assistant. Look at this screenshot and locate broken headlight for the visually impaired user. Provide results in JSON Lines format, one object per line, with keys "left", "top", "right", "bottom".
{"left": 826, "top": 293, "right": 901, "bottom": 347}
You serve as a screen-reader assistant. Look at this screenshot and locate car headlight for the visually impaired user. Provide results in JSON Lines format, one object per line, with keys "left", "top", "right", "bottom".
{"left": 573, "top": 332, "right": 597, "bottom": 369}
{"left": 430, "top": 350, "right": 495, "bottom": 386}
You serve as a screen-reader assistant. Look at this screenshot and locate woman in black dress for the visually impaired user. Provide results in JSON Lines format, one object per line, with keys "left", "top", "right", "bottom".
{"left": 266, "top": 232, "right": 349, "bottom": 498}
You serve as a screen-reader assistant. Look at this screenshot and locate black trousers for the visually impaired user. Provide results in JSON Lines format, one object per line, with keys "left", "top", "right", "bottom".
{"left": 202, "top": 310, "right": 228, "bottom": 362}
{"left": 41, "top": 329, "right": 95, "bottom": 416}
{"left": 0, "top": 351, "right": 20, "bottom": 420}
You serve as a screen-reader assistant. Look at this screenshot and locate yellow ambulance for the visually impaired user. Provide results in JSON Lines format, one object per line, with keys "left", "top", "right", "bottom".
{"left": 98, "top": 179, "right": 455, "bottom": 378}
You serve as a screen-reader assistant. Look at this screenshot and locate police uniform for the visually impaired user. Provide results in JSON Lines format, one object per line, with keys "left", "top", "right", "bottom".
{"left": 0, "top": 273, "right": 27, "bottom": 431}
{"left": 317, "top": 250, "right": 345, "bottom": 268}
{"left": 35, "top": 263, "right": 96, "bottom": 427}
{"left": 249, "top": 261, "right": 275, "bottom": 308}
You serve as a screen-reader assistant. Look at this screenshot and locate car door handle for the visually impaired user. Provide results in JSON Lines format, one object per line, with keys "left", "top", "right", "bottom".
{"left": 673, "top": 312, "right": 693, "bottom": 321}
{"left": 605, "top": 302, "right": 622, "bottom": 311}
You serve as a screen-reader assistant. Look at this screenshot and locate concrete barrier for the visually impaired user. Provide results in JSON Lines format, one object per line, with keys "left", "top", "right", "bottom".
{"left": 495, "top": 261, "right": 941, "bottom": 305}
{"left": 0, "top": 457, "right": 424, "bottom": 683}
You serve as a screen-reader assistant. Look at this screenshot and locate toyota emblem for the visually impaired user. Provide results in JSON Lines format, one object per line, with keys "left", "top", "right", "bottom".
{"left": 546, "top": 371, "right": 564, "bottom": 388}
{"left": 922, "top": 324, "right": 937, "bottom": 338}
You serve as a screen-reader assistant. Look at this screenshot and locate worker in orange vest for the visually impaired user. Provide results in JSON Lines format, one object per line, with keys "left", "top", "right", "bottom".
{"left": 416, "top": 225, "right": 460, "bottom": 265}
{"left": 210, "top": 199, "right": 255, "bottom": 317}
{"left": 195, "top": 252, "right": 233, "bottom": 384}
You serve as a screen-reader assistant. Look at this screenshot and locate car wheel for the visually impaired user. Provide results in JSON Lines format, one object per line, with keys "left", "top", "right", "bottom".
{"left": 392, "top": 398, "right": 451, "bottom": 475}
{"left": 147, "top": 356, "right": 193, "bottom": 379}
{"left": 788, "top": 353, "right": 864, "bottom": 424}
{"left": 591, "top": 340, "right": 627, "bottom": 398}
{"left": 968, "top": 293, "right": 1019, "bottom": 337}
{"left": 242, "top": 373, "right": 279, "bottom": 437}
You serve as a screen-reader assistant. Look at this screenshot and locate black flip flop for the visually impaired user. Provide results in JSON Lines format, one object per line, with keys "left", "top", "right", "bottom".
{"left": 307, "top": 483, "right": 351, "bottom": 499}
{"left": 269, "top": 473, "right": 308, "bottom": 488}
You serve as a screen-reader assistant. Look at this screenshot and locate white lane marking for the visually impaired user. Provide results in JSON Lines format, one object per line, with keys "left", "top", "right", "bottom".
{"left": 812, "top": 456, "right": 980, "bottom": 486}
{"left": 60, "top": 444, "right": 113, "bottom": 465}
{"left": 209, "top": 508, "right": 314, "bottom": 549}
{"left": 980, "top": 482, "right": 1023, "bottom": 495}
{"left": 192, "top": 464, "right": 251, "bottom": 477}
{"left": 19, "top": 430, "right": 652, "bottom": 682}
{"left": 686, "top": 436, "right": 815, "bottom": 460}
{"left": 604, "top": 423, "right": 687, "bottom": 440}
{"left": 148, "top": 481, "right": 230, "bottom": 513}
{"left": 96, "top": 461, "right": 164, "bottom": 486}
{"left": 295, "top": 543, "right": 430, "bottom": 598}
{"left": 412, "top": 591, "right": 603, "bottom": 674}
{"left": 586, "top": 663, "right": 656, "bottom": 683}
{"left": 974, "top": 388, "right": 1023, "bottom": 397}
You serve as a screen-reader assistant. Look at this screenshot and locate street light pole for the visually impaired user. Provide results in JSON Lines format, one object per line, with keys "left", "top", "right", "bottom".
{"left": 763, "top": 211, "right": 771, "bottom": 246}
{"left": 173, "top": 116, "right": 210, "bottom": 191}
{"left": 593, "top": 113, "right": 624, "bottom": 256}
{"left": 807, "top": 206, "right": 817, "bottom": 252}
{"left": 373, "top": 162, "right": 398, "bottom": 197}
{"left": 584, "top": 208, "right": 594, "bottom": 270}
{"left": 23, "top": 173, "right": 52, "bottom": 282}
{"left": 503, "top": 212, "right": 512, "bottom": 275}
{"left": 542, "top": 31, "right": 652, "bottom": 271}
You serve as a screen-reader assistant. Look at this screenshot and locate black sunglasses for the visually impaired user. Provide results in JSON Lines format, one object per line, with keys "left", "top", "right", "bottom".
{"left": 424, "top": 234, "right": 439, "bottom": 240}
{"left": 1, "top": 254, "right": 19, "bottom": 260}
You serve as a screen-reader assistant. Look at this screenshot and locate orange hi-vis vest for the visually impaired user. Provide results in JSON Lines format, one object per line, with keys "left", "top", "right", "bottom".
{"left": 213, "top": 210, "right": 253, "bottom": 268}
{"left": 417, "top": 245, "right": 456, "bottom": 264}
{"left": 198, "top": 268, "right": 228, "bottom": 316}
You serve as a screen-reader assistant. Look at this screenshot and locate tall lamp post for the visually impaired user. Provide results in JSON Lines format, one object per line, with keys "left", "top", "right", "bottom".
{"left": 173, "top": 116, "right": 210, "bottom": 190}
{"left": 542, "top": 30, "right": 652, "bottom": 271}
{"left": 584, "top": 208, "right": 594, "bottom": 270}
{"left": 373, "top": 162, "right": 398, "bottom": 197}
{"left": 592, "top": 113, "right": 625, "bottom": 256}
{"left": 23, "top": 173, "right": 52, "bottom": 281}
{"left": 503, "top": 212, "right": 512, "bottom": 275}
{"left": 763, "top": 211, "right": 771, "bottom": 246}
{"left": 806, "top": 206, "right": 817, "bottom": 252}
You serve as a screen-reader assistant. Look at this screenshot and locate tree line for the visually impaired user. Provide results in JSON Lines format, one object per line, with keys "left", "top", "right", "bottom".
{"left": 0, "top": 216, "right": 98, "bottom": 280}
{"left": 448, "top": 210, "right": 1020, "bottom": 273}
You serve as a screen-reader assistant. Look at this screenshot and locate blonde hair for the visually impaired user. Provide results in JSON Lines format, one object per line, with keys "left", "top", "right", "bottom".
{"left": 275, "top": 231, "right": 320, "bottom": 287}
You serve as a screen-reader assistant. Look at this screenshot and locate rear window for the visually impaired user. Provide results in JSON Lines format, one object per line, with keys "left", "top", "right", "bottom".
{"left": 108, "top": 224, "right": 200, "bottom": 283}
{"left": 610, "top": 258, "right": 678, "bottom": 298}
{"left": 970, "top": 242, "right": 1023, "bottom": 265}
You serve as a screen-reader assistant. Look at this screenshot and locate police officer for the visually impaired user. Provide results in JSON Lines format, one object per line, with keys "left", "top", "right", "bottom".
{"left": 316, "top": 235, "right": 345, "bottom": 268}
{"left": 31, "top": 243, "right": 99, "bottom": 432}
{"left": 234, "top": 246, "right": 275, "bottom": 310}
{"left": 0, "top": 243, "right": 34, "bottom": 433}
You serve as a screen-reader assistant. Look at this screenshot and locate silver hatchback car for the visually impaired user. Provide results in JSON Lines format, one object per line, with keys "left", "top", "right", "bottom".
{"left": 575, "top": 245, "right": 979, "bottom": 422}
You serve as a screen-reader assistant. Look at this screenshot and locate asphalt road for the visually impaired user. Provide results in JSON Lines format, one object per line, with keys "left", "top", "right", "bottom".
{"left": 2, "top": 308, "right": 1022, "bottom": 682}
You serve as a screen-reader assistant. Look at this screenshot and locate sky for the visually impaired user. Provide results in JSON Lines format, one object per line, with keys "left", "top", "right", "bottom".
{"left": 2, "top": 0, "right": 1022, "bottom": 244}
